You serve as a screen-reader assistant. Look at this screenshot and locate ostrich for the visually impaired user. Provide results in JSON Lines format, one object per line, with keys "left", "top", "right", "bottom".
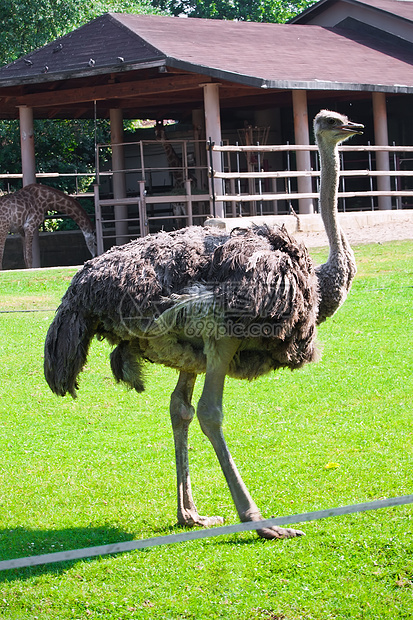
{"left": 44, "top": 110, "right": 363, "bottom": 540}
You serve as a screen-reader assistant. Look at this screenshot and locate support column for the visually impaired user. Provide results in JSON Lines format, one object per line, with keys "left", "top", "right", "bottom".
{"left": 19, "top": 105, "right": 40, "bottom": 267}
{"left": 110, "top": 108, "right": 129, "bottom": 244}
{"left": 292, "top": 90, "right": 314, "bottom": 215}
{"left": 202, "top": 83, "right": 224, "bottom": 218}
{"left": 192, "top": 108, "right": 207, "bottom": 192}
{"left": 372, "top": 92, "right": 392, "bottom": 211}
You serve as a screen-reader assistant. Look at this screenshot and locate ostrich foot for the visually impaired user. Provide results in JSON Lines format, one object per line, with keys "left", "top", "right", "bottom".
{"left": 178, "top": 512, "right": 225, "bottom": 528}
{"left": 256, "top": 525, "right": 305, "bottom": 540}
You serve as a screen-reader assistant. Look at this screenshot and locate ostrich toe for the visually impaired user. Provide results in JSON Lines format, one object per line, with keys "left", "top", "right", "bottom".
{"left": 178, "top": 512, "right": 225, "bottom": 528}
{"left": 257, "top": 525, "right": 305, "bottom": 540}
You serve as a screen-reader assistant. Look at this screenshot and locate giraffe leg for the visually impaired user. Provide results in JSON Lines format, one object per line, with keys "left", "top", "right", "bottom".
{"left": 170, "top": 370, "right": 224, "bottom": 527}
{"left": 0, "top": 224, "right": 8, "bottom": 270}
{"left": 197, "top": 337, "right": 304, "bottom": 541}
{"left": 21, "top": 226, "right": 35, "bottom": 269}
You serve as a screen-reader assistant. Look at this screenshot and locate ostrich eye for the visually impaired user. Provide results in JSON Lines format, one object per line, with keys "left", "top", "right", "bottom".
{"left": 327, "top": 118, "right": 336, "bottom": 125}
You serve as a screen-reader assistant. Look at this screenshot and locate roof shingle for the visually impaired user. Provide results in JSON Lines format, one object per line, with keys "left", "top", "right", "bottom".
{"left": 1, "top": 13, "right": 413, "bottom": 92}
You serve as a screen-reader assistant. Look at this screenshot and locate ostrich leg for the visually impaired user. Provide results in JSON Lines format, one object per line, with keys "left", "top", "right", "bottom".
{"left": 170, "top": 370, "right": 224, "bottom": 527}
{"left": 197, "top": 337, "right": 304, "bottom": 540}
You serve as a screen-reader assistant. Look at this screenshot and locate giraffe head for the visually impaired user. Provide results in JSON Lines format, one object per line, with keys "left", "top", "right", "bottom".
{"left": 83, "top": 230, "right": 97, "bottom": 257}
{"left": 155, "top": 120, "right": 166, "bottom": 141}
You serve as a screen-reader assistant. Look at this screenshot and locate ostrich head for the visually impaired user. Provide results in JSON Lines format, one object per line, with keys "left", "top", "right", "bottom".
{"left": 314, "top": 109, "right": 364, "bottom": 146}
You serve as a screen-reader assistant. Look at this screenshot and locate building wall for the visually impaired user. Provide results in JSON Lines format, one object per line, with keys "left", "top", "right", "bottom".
{"left": 3, "top": 230, "right": 93, "bottom": 270}
{"left": 301, "top": 1, "right": 413, "bottom": 43}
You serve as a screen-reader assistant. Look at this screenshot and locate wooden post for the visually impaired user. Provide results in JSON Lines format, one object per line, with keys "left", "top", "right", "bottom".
{"left": 19, "top": 105, "right": 40, "bottom": 267}
{"left": 292, "top": 90, "right": 314, "bottom": 215}
{"left": 192, "top": 108, "right": 206, "bottom": 191}
{"left": 185, "top": 179, "right": 193, "bottom": 226}
{"left": 202, "top": 83, "right": 224, "bottom": 218}
{"left": 110, "top": 109, "right": 129, "bottom": 244}
{"left": 138, "top": 180, "right": 148, "bottom": 236}
{"left": 373, "top": 92, "right": 392, "bottom": 211}
{"left": 94, "top": 184, "right": 104, "bottom": 255}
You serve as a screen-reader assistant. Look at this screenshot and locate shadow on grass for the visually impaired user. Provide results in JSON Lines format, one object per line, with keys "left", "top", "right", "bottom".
{"left": 0, "top": 521, "right": 263, "bottom": 581}
{"left": 150, "top": 522, "right": 262, "bottom": 545}
{"left": 0, "top": 525, "right": 136, "bottom": 582}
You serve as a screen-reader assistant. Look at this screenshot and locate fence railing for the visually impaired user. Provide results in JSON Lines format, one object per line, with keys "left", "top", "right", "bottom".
{"left": 210, "top": 143, "right": 413, "bottom": 215}
{"left": 93, "top": 138, "right": 211, "bottom": 251}
{"left": 2, "top": 141, "right": 413, "bottom": 251}
{"left": 0, "top": 171, "right": 96, "bottom": 198}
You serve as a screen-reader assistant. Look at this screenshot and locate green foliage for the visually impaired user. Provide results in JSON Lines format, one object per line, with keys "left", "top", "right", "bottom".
{"left": 0, "top": 0, "right": 158, "bottom": 64}
{"left": 0, "top": 119, "right": 111, "bottom": 195}
{"left": 0, "top": 0, "right": 160, "bottom": 228}
{"left": 149, "top": 0, "right": 316, "bottom": 22}
{"left": 0, "top": 241, "right": 412, "bottom": 618}
{"left": 0, "top": 118, "right": 110, "bottom": 228}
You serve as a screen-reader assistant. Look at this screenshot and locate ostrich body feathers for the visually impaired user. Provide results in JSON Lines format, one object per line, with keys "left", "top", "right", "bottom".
{"left": 44, "top": 224, "right": 320, "bottom": 397}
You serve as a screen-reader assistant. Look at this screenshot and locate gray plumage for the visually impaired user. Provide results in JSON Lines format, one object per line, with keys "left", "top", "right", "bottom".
{"left": 44, "top": 110, "right": 362, "bottom": 540}
{"left": 45, "top": 225, "right": 319, "bottom": 396}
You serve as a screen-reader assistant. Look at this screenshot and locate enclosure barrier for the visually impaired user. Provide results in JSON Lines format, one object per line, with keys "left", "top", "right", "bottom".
{"left": 209, "top": 143, "right": 413, "bottom": 213}
{"left": 2, "top": 141, "right": 413, "bottom": 248}
{"left": 93, "top": 139, "right": 413, "bottom": 246}
{"left": 2, "top": 141, "right": 413, "bottom": 254}
{"left": 1, "top": 495, "right": 412, "bottom": 571}
{"left": 0, "top": 171, "right": 96, "bottom": 199}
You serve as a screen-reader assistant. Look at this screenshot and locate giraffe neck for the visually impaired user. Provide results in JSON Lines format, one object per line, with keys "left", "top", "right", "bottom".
{"left": 164, "top": 142, "right": 185, "bottom": 188}
{"left": 0, "top": 184, "right": 96, "bottom": 266}
{"left": 156, "top": 125, "right": 185, "bottom": 189}
{"left": 32, "top": 184, "right": 96, "bottom": 256}
{"left": 37, "top": 185, "right": 94, "bottom": 232}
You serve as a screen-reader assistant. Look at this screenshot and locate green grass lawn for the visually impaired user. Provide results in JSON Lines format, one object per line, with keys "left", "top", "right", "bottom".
{"left": 0, "top": 241, "right": 412, "bottom": 620}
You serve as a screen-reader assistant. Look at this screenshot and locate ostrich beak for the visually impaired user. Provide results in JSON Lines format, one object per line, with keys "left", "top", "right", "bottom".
{"left": 339, "top": 121, "right": 364, "bottom": 135}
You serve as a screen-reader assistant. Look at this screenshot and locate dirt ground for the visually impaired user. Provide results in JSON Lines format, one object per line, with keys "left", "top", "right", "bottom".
{"left": 294, "top": 215, "right": 413, "bottom": 247}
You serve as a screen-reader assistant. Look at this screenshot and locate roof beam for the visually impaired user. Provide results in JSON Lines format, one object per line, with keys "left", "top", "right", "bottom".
{"left": 8, "top": 74, "right": 211, "bottom": 109}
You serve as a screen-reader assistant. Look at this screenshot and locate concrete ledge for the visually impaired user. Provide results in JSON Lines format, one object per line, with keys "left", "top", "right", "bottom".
{"left": 3, "top": 230, "right": 93, "bottom": 270}
{"left": 300, "top": 209, "right": 413, "bottom": 233}
{"left": 204, "top": 214, "right": 298, "bottom": 234}
{"left": 205, "top": 209, "right": 413, "bottom": 234}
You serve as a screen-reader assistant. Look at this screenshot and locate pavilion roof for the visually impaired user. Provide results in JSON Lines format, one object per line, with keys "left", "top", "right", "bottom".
{"left": 1, "top": 13, "right": 412, "bottom": 119}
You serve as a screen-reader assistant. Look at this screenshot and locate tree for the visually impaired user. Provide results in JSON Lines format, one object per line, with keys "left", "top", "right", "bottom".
{"left": 0, "top": 0, "right": 160, "bottom": 221}
{"left": 0, "top": 0, "right": 315, "bottom": 225}
{"left": 148, "top": 0, "right": 316, "bottom": 22}
{"left": 0, "top": 0, "right": 159, "bottom": 64}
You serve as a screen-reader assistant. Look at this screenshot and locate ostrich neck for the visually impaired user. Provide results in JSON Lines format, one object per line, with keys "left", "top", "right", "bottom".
{"left": 318, "top": 141, "right": 342, "bottom": 257}
{"left": 315, "top": 137, "right": 356, "bottom": 323}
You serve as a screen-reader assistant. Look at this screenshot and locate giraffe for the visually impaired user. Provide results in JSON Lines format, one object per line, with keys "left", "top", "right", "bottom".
{"left": 0, "top": 183, "right": 96, "bottom": 269}
{"left": 154, "top": 120, "right": 194, "bottom": 217}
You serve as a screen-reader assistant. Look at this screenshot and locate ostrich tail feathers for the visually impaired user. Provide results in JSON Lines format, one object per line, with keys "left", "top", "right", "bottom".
{"left": 44, "top": 306, "right": 94, "bottom": 398}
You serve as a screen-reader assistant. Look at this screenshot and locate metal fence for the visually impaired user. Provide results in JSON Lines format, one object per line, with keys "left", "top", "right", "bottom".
{"left": 210, "top": 143, "right": 413, "bottom": 217}
{"left": 2, "top": 141, "right": 413, "bottom": 253}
